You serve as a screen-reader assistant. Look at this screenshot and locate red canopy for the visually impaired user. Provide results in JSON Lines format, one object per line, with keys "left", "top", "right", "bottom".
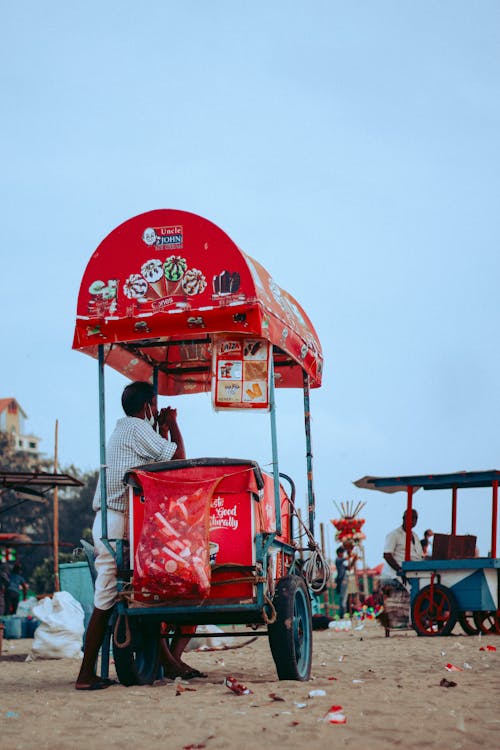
{"left": 73, "top": 209, "right": 323, "bottom": 395}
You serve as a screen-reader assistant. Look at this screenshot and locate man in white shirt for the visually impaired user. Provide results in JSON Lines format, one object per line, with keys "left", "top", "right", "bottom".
{"left": 379, "top": 509, "right": 424, "bottom": 635}
{"left": 76, "top": 381, "right": 186, "bottom": 690}
{"left": 382, "top": 509, "right": 423, "bottom": 584}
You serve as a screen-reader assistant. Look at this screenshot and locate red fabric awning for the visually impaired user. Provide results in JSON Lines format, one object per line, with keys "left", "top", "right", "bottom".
{"left": 73, "top": 209, "right": 323, "bottom": 395}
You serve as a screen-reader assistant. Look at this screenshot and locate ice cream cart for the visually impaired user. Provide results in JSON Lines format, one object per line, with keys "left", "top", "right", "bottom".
{"left": 73, "top": 209, "right": 327, "bottom": 682}
{"left": 355, "top": 471, "right": 500, "bottom": 636}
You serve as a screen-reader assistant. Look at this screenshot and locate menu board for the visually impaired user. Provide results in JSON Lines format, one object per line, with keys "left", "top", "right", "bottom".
{"left": 212, "top": 337, "right": 271, "bottom": 411}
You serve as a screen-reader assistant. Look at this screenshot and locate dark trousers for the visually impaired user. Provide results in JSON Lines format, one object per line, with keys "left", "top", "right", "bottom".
{"left": 5, "top": 591, "right": 20, "bottom": 615}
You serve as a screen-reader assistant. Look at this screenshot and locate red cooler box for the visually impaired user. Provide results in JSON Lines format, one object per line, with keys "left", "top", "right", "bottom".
{"left": 127, "top": 458, "right": 290, "bottom": 604}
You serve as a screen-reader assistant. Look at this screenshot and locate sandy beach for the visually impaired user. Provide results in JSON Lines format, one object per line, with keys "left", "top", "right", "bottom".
{"left": 1, "top": 620, "right": 498, "bottom": 750}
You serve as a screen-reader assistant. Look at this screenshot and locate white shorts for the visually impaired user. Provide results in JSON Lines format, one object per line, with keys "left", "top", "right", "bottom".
{"left": 92, "top": 509, "right": 125, "bottom": 611}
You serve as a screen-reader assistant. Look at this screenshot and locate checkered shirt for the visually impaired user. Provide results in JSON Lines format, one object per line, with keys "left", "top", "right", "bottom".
{"left": 92, "top": 416, "right": 177, "bottom": 512}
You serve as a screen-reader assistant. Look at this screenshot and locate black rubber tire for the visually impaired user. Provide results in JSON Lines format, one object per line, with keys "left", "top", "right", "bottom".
{"left": 473, "top": 610, "right": 500, "bottom": 635}
{"left": 458, "top": 611, "right": 479, "bottom": 636}
{"left": 113, "top": 617, "right": 161, "bottom": 686}
{"left": 268, "top": 575, "right": 313, "bottom": 681}
{"left": 411, "top": 583, "right": 457, "bottom": 637}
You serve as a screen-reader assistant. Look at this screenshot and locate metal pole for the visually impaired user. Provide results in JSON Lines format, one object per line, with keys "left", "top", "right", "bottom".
{"left": 405, "top": 486, "right": 413, "bottom": 561}
{"left": 98, "top": 345, "right": 108, "bottom": 539}
{"left": 153, "top": 364, "right": 159, "bottom": 397}
{"left": 319, "top": 522, "right": 326, "bottom": 615}
{"left": 451, "top": 486, "right": 457, "bottom": 534}
{"left": 360, "top": 543, "right": 368, "bottom": 597}
{"left": 53, "top": 419, "right": 60, "bottom": 592}
{"left": 492, "top": 480, "right": 498, "bottom": 558}
{"left": 269, "top": 355, "right": 281, "bottom": 536}
{"left": 297, "top": 508, "right": 304, "bottom": 561}
{"left": 303, "top": 370, "right": 315, "bottom": 537}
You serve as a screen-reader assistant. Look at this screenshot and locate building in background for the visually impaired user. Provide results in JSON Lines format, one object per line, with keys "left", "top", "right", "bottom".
{"left": 0, "top": 398, "right": 40, "bottom": 456}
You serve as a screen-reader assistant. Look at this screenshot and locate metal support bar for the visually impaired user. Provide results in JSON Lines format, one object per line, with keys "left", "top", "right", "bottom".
{"left": 256, "top": 532, "right": 278, "bottom": 562}
{"left": 117, "top": 601, "right": 269, "bottom": 621}
{"left": 153, "top": 364, "right": 159, "bottom": 396}
{"left": 100, "top": 633, "right": 111, "bottom": 679}
{"left": 160, "top": 630, "right": 270, "bottom": 638}
{"left": 492, "top": 480, "right": 498, "bottom": 558}
{"left": 451, "top": 486, "right": 457, "bottom": 534}
{"left": 98, "top": 345, "right": 108, "bottom": 539}
{"left": 279, "top": 473, "right": 296, "bottom": 542}
{"left": 302, "top": 370, "right": 315, "bottom": 536}
{"left": 269, "top": 355, "right": 281, "bottom": 536}
{"left": 405, "top": 486, "right": 414, "bottom": 561}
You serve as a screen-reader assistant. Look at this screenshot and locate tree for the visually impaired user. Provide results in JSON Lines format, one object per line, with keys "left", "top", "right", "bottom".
{"left": 31, "top": 552, "right": 75, "bottom": 595}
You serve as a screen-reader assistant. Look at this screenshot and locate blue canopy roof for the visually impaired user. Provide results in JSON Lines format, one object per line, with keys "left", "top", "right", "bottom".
{"left": 354, "top": 470, "right": 500, "bottom": 493}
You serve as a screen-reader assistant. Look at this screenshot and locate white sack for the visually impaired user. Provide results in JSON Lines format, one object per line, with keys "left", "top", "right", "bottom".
{"left": 29, "top": 591, "right": 84, "bottom": 659}
{"left": 185, "top": 624, "right": 256, "bottom": 652}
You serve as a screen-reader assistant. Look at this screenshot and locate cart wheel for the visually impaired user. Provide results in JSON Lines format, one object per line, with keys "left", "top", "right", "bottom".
{"left": 268, "top": 574, "right": 312, "bottom": 681}
{"left": 473, "top": 610, "right": 500, "bottom": 635}
{"left": 411, "top": 583, "right": 457, "bottom": 636}
{"left": 458, "top": 611, "right": 479, "bottom": 636}
{"left": 113, "top": 617, "right": 161, "bottom": 686}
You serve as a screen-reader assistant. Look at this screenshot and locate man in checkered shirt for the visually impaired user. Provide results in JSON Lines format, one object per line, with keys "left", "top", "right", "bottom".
{"left": 76, "top": 381, "right": 185, "bottom": 690}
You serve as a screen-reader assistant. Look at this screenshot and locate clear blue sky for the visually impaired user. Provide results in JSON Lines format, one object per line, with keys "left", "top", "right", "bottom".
{"left": 2, "top": 2, "right": 500, "bottom": 566}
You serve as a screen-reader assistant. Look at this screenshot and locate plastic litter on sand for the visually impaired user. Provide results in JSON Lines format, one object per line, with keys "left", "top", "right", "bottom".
{"left": 224, "top": 676, "right": 252, "bottom": 695}
{"left": 445, "top": 663, "right": 463, "bottom": 672}
{"left": 328, "top": 619, "right": 352, "bottom": 631}
{"left": 323, "top": 705, "right": 347, "bottom": 724}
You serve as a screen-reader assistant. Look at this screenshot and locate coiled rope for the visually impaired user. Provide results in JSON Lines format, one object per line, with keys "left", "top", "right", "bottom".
{"left": 288, "top": 498, "right": 331, "bottom": 594}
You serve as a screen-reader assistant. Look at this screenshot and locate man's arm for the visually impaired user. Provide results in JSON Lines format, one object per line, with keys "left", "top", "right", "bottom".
{"left": 167, "top": 420, "right": 185, "bottom": 460}
{"left": 383, "top": 552, "right": 403, "bottom": 575}
{"left": 158, "top": 408, "right": 186, "bottom": 459}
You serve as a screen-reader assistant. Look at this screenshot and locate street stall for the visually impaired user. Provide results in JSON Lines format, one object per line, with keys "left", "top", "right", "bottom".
{"left": 73, "top": 208, "right": 328, "bottom": 683}
{"left": 355, "top": 470, "right": 500, "bottom": 636}
{"left": 0, "top": 470, "right": 83, "bottom": 644}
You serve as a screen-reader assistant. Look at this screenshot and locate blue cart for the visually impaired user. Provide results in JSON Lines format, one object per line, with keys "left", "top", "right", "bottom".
{"left": 356, "top": 471, "right": 500, "bottom": 636}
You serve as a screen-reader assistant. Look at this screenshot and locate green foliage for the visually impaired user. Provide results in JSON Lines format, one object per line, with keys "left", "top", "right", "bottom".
{"left": 31, "top": 553, "right": 76, "bottom": 595}
{"left": 58, "top": 469, "right": 97, "bottom": 547}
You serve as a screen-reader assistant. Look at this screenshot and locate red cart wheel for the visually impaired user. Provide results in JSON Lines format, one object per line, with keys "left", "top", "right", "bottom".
{"left": 411, "top": 583, "right": 457, "bottom": 636}
{"left": 473, "top": 610, "right": 500, "bottom": 635}
{"left": 458, "top": 611, "right": 479, "bottom": 636}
